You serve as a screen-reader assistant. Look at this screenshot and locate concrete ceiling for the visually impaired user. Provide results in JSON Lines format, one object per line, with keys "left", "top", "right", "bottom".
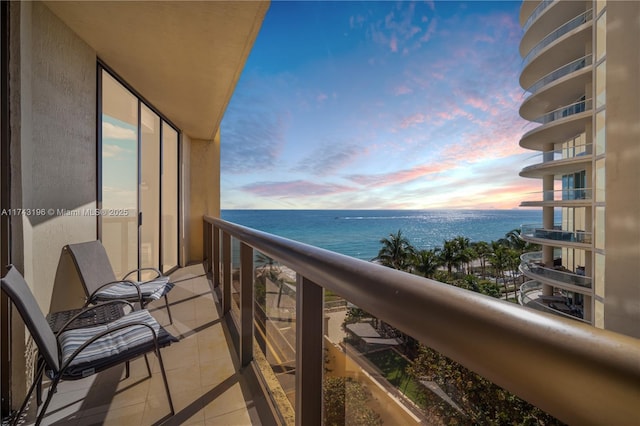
{"left": 44, "top": 1, "right": 270, "bottom": 140}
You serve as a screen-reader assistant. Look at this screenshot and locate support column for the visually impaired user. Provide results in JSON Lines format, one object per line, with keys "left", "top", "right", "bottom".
{"left": 295, "top": 275, "right": 323, "bottom": 426}
{"left": 240, "top": 242, "right": 253, "bottom": 367}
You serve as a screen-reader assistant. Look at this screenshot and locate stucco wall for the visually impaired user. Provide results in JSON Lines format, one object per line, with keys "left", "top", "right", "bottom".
{"left": 188, "top": 130, "right": 221, "bottom": 262}
{"left": 603, "top": 1, "right": 640, "bottom": 338}
{"left": 9, "top": 1, "right": 97, "bottom": 406}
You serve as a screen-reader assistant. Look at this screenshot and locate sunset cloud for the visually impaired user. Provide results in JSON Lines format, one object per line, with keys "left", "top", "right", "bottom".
{"left": 241, "top": 180, "right": 355, "bottom": 198}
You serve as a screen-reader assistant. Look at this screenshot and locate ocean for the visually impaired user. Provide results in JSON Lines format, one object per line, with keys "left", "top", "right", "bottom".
{"left": 221, "top": 209, "right": 548, "bottom": 261}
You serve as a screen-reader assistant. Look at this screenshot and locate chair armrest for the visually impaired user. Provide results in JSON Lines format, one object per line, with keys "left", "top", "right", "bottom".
{"left": 54, "top": 300, "right": 135, "bottom": 337}
{"left": 87, "top": 280, "right": 143, "bottom": 306}
{"left": 122, "top": 267, "right": 163, "bottom": 281}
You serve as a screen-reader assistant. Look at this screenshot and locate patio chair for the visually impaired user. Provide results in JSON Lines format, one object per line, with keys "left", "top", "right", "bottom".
{"left": 1, "top": 265, "right": 177, "bottom": 425}
{"left": 65, "top": 240, "right": 175, "bottom": 324}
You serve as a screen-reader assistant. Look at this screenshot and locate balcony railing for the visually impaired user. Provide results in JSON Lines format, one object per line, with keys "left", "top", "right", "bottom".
{"left": 521, "top": 224, "right": 592, "bottom": 245}
{"left": 533, "top": 98, "right": 592, "bottom": 125}
{"left": 520, "top": 188, "right": 592, "bottom": 204}
{"left": 525, "top": 54, "right": 592, "bottom": 94}
{"left": 519, "top": 281, "right": 589, "bottom": 323}
{"left": 204, "top": 215, "right": 640, "bottom": 425}
{"left": 523, "top": 9, "right": 593, "bottom": 66}
{"left": 520, "top": 251, "right": 591, "bottom": 288}
{"left": 522, "top": 0, "right": 556, "bottom": 33}
{"left": 523, "top": 143, "right": 592, "bottom": 163}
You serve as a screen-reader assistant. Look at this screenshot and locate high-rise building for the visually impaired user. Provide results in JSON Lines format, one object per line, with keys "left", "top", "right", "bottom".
{"left": 517, "top": 0, "right": 639, "bottom": 338}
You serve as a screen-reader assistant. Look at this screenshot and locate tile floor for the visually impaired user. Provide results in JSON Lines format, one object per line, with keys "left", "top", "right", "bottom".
{"left": 20, "top": 264, "right": 272, "bottom": 426}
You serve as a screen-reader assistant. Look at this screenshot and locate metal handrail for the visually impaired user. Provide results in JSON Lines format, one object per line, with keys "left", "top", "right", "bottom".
{"left": 205, "top": 215, "right": 640, "bottom": 425}
{"left": 525, "top": 54, "right": 592, "bottom": 94}
{"left": 519, "top": 281, "right": 589, "bottom": 323}
{"left": 523, "top": 0, "right": 555, "bottom": 33}
{"left": 523, "top": 9, "right": 593, "bottom": 66}
{"left": 521, "top": 224, "right": 592, "bottom": 244}
{"left": 533, "top": 98, "right": 592, "bottom": 124}
{"left": 521, "top": 188, "right": 592, "bottom": 203}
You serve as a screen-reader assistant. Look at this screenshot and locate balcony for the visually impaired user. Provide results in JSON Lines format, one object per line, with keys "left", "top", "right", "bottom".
{"left": 531, "top": 98, "right": 591, "bottom": 125}
{"left": 520, "top": 143, "right": 592, "bottom": 178}
{"left": 520, "top": 188, "right": 592, "bottom": 207}
{"left": 519, "top": 106, "right": 591, "bottom": 151}
{"left": 521, "top": 224, "right": 592, "bottom": 247}
{"left": 520, "top": 251, "right": 592, "bottom": 290}
{"left": 520, "top": 55, "right": 592, "bottom": 121}
{"left": 16, "top": 264, "right": 275, "bottom": 425}
{"left": 525, "top": 54, "right": 592, "bottom": 95}
{"left": 522, "top": 0, "right": 555, "bottom": 34}
{"left": 522, "top": 9, "right": 594, "bottom": 68}
{"left": 519, "top": 281, "right": 588, "bottom": 323}
{"left": 10, "top": 218, "right": 640, "bottom": 425}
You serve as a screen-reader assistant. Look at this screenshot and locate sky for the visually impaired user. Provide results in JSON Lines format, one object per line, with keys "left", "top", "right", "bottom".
{"left": 221, "top": 0, "right": 541, "bottom": 210}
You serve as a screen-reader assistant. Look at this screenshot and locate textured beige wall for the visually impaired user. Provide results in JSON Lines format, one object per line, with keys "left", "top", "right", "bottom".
{"left": 8, "top": 1, "right": 98, "bottom": 406}
{"left": 603, "top": 0, "right": 640, "bottom": 338}
{"left": 188, "top": 130, "right": 221, "bottom": 262}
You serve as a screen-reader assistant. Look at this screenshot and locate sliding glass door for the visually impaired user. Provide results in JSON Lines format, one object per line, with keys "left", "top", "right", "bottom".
{"left": 100, "top": 67, "right": 179, "bottom": 277}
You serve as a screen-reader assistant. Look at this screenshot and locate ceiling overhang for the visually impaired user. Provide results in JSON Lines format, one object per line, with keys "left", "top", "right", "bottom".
{"left": 44, "top": 1, "right": 270, "bottom": 140}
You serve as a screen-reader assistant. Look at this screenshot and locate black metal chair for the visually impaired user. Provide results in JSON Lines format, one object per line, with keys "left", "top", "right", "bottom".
{"left": 1, "top": 265, "right": 177, "bottom": 425}
{"left": 65, "top": 240, "right": 175, "bottom": 324}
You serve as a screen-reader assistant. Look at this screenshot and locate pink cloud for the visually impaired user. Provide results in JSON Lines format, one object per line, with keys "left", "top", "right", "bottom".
{"left": 242, "top": 180, "right": 355, "bottom": 197}
{"left": 317, "top": 93, "right": 328, "bottom": 102}
{"left": 399, "top": 113, "right": 426, "bottom": 128}
{"left": 348, "top": 161, "right": 455, "bottom": 188}
{"left": 393, "top": 85, "right": 413, "bottom": 96}
{"left": 390, "top": 34, "right": 398, "bottom": 52}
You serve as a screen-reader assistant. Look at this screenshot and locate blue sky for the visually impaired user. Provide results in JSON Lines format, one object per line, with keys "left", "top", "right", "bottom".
{"left": 221, "top": 1, "right": 539, "bottom": 210}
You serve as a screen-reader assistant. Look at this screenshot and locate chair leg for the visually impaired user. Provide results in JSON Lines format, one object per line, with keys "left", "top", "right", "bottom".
{"left": 12, "top": 362, "right": 46, "bottom": 426}
{"left": 35, "top": 376, "right": 61, "bottom": 426}
{"left": 164, "top": 295, "right": 173, "bottom": 325}
{"left": 125, "top": 360, "right": 130, "bottom": 379}
{"left": 155, "top": 348, "right": 175, "bottom": 416}
{"left": 144, "top": 354, "right": 152, "bottom": 377}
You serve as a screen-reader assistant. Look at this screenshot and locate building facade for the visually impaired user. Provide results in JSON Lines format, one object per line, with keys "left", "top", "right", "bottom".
{"left": 517, "top": 0, "right": 640, "bottom": 338}
{"left": 0, "top": 1, "right": 268, "bottom": 415}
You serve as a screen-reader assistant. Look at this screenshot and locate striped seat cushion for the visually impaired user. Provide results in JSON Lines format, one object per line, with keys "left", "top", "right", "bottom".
{"left": 57, "top": 309, "right": 177, "bottom": 379}
{"left": 95, "top": 277, "right": 174, "bottom": 302}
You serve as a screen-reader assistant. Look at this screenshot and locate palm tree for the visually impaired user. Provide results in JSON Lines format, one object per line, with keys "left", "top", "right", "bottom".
{"left": 375, "top": 229, "right": 415, "bottom": 271}
{"left": 438, "top": 239, "right": 460, "bottom": 276}
{"left": 471, "top": 241, "right": 491, "bottom": 277}
{"left": 489, "top": 241, "right": 509, "bottom": 295}
{"left": 413, "top": 249, "right": 441, "bottom": 278}
{"left": 453, "top": 236, "right": 473, "bottom": 274}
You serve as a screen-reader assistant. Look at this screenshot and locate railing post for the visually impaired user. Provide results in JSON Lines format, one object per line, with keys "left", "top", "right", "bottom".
{"left": 213, "top": 225, "right": 220, "bottom": 288}
{"left": 295, "top": 275, "right": 323, "bottom": 426}
{"left": 203, "top": 221, "right": 211, "bottom": 273}
{"left": 222, "top": 231, "right": 231, "bottom": 315}
{"left": 240, "top": 242, "right": 254, "bottom": 367}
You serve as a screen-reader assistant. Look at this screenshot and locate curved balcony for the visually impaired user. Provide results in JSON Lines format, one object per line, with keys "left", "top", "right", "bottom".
{"left": 525, "top": 55, "right": 592, "bottom": 95}
{"left": 532, "top": 98, "right": 591, "bottom": 125}
{"left": 520, "top": 252, "right": 592, "bottom": 289}
{"left": 521, "top": 224, "right": 592, "bottom": 247}
{"left": 519, "top": 144, "right": 591, "bottom": 178}
{"left": 519, "top": 281, "right": 588, "bottom": 323}
{"left": 520, "top": 188, "right": 592, "bottom": 206}
{"left": 519, "top": 110, "right": 591, "bottom": 151}
{"left": 523, "top": 9, "right": 593, "bottom": 67}
{"left": 522, "top": 0, "right": 555, "bottom": 33}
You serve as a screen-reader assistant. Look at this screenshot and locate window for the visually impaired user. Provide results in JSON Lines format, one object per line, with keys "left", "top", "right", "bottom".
{"left": 99, "top": 66, "right": 179, "bottom": 276}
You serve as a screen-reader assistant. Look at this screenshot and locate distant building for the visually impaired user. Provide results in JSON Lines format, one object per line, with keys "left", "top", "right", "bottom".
{"left": 517, "top": 0, "right": 639, "bottom": 338}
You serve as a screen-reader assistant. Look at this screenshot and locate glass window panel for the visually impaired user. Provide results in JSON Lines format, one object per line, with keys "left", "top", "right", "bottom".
{"left": 595, "top": 253, "right": 605, "bottom": 298}
{"left": 162, "top": 123, "right": 179, "bottom": 272}
{"left": 596, "top": 159, "right": 606, "bottom": 202}
{"left": 596, "top": 12, "right": 607, "bottom": 61}
{"left": 596, "top": 62, "right": 606, "bottom": 109}
{"left": 101, "top": 70, "right": 138, "bottom": 277}
{"left": 595, "top": 207, "right": 605, "bottom": 250}
{"left": 140, "top": 105, "right": 160, "bottom": 280}
{"left": 596, "top": 110, "right": 606, "bottom": 156}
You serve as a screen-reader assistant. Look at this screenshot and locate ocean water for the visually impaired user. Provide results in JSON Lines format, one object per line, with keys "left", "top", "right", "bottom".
{"left": 221, "top": 209, "right": 547, "bottom": 261}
